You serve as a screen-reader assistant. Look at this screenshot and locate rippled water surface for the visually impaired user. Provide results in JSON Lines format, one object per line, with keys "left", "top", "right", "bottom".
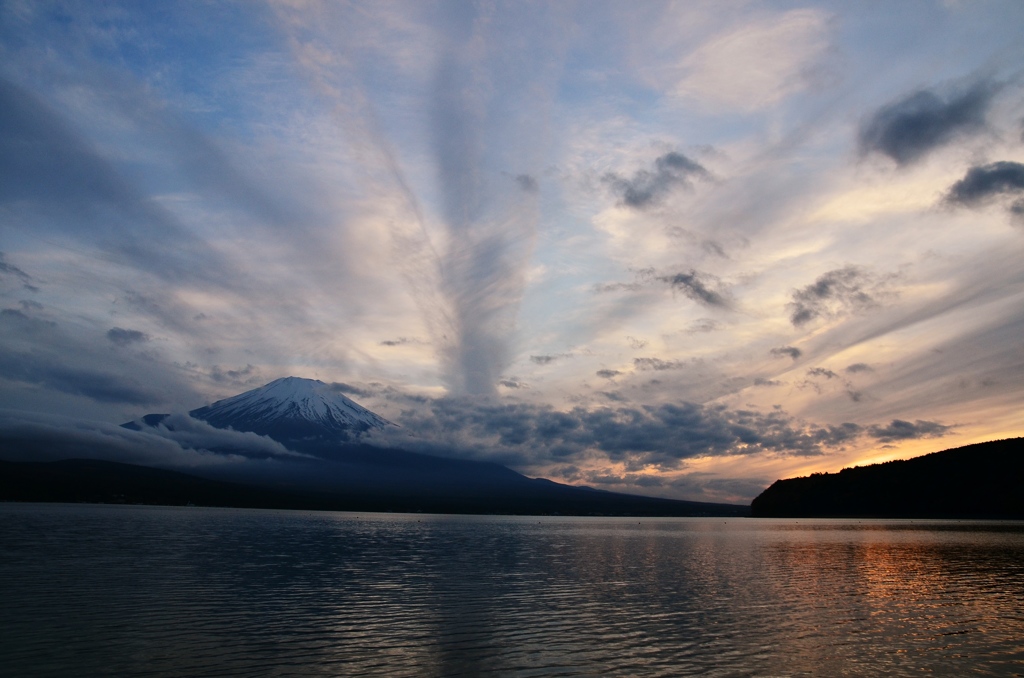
{"left": 2, "top": 504, "right": 1023, "bottom": 676}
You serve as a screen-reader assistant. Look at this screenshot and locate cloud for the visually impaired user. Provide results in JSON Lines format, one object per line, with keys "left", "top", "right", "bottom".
{"left": 594, "top": 281, "right": 645, "bottom": 293}
{"left": 845, "top": 363, "right": 872, "bottom": 374}
{"left": 327, "top": 382, "right": 379, "bottom": 399}
{"left": 367, "top": 396, "right": 869, "bottom": 471}
{"left": 0, "top": 309, "right": 196, "bottom": 410}
{"left": 499, "top": 379, "right": 524, "bottom": 389}
{"left": 673, "top": 9, "right": 831, "bottom": 112}
{"left": 858, "top": 80, "right": 997, "bottom": 165}
{"left": 659, "top": 270, "right": 730, "bottom": 308}
{"left": 208, "top": 364, "right": 259, "bottom": 387}
{"left": 753, "top": 378, "right": 782, "bottom": 387}
{"left": 603, "top": 151, "right": 708, "bottom": 209}
{"left": 806, "top": 367, "right": 839, "bottom": 380}
{"left": 135, "top": 413, "right": 303, "bottom": 459}
{"left": 0, "top": 349, "right": 161, "bottom": 405}
{"left": 685, "top": 319, "right": 721, "bottom": 334}
{"left": 867, "top": 419, "right": 951, "bottom": 442}
{"left": 788, "top": 266, "right": 896, "bottom": 326}
{"left": 380, "top": 337, "right": 424, "bottom": 347}
{"left": 626, "top": 336, "right": 648, "bottom": 349}
{"left": 0, "top": 77, "right": 231, "bottom": 285}
{"left": 0, "top": 252, "right": 32, "bottom": 285}
{"left": 0, "top": 409, "right": 244, "bottom": 468}
{"left": 633, "top": 357, "right": 683, "bottom": 371}
{"left": 106, "top": 327, "right": 150, "bottom": 347}
{"left": 596, "top": 369, "right": 621, "bottom": 379}
{"left": 515, "top": 174, "right": 538, "bottom": 193}
{"left": 944, "top": 161, "right": 1024, "bottom": 220}
{"left": 423, "top": 11, "right": 550, "bottom": 397}
{"left": 531, "top": 354, "right": 571, "bottom": 365}
{"left": 770, "top": 346, "right": 802, "bottom": 360}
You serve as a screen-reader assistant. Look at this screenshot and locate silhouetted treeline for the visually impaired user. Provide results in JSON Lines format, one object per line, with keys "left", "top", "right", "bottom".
{"left": 751, "top": 438, "right": 1024, "bottom": 518}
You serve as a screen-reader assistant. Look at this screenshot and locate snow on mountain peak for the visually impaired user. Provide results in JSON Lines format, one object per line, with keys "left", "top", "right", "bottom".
{"left": 190, "top": 376, "right": 393, "bottom": 438}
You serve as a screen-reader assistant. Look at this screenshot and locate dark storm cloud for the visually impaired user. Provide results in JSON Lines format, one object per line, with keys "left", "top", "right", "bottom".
{"left": 106, "top": 327, "right": 150, "bottom": 347}
{"left": 845, "top": 363, "right": 872, "bottom": 374}
{"left": 770, "top": 346, "right": 802, "bottom": 360}
{"left": 515, "top": 174, "right": 539, "bottom": 193}
{"left": 858, "top": 80, "right": 997, "bottom": 165}
{"left": 603, "top": 151, "right": 709, "bottom": 209}
{"left": 659, "top": 270, "right": 730, "bottom": 308}
{"left": 368, "top": 396, "right": 870, "bottom": 470}
{"left": 596, "top": 369, "right": 621, "bottom": 379}
{"left": 788, "top": 266, "right": 894, "bottom": 326}
{"left": 944, "top": 162, "right": 1024, "bottom": 212}
{"left": 0, "top": 349, "right": 160, "bottom": 405}
{"left": 868, "top": 419, "right": 951, "bottom": 442}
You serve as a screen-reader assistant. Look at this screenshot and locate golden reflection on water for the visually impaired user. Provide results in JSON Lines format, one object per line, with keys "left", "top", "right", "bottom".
{"left": 2, "top": 508, "right": 1023, "bottom": 677}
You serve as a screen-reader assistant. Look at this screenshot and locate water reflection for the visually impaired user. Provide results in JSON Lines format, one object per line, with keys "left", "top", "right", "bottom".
{"left": 1, "top": 507, "right": 1023, "bottom": 676}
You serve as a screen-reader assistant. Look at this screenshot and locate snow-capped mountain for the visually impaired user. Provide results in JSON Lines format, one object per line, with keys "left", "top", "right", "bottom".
{"left": 188, "top": 377, "right": 394, "bottom": 443}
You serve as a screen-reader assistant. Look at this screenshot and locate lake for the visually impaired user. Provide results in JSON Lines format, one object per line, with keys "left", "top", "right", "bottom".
{"left": 1, "top": 504, "right": 1022, "bottom": 676}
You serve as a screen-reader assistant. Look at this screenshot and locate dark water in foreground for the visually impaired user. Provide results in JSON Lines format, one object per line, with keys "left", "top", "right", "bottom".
{"left": 1, "top": 504, "right": 1023, "bottom": 677}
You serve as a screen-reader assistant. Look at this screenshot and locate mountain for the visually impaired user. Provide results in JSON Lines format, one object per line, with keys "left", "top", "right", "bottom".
{"left": 751, "top": 438, "right": 1024, "bottom": 518}
{"left": 129, "top": 376, "right": 393, "bottom": 444}
{"left": 0, "top": 458, "right": 749, "bottom": 516}
{"left": 114, "top": 377, "right": 747, "bottom": 516}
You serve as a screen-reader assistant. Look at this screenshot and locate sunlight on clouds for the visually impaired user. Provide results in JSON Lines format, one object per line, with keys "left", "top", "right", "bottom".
{"left": 807, "top": 177, "right": 946, "bottom": 224}
{"left": 672, "top": 9, "right": 831, "bottom": 112}
{"left": 2, "top": 1, "right": 1024, "bottom": 503}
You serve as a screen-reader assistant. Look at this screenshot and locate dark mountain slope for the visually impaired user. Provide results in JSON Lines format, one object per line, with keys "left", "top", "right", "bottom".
{"left": 0, "top": 458, "right": 749, "bottom": 516}
{"left": 751, "top": 438, "right": 1024, "bottom": 518}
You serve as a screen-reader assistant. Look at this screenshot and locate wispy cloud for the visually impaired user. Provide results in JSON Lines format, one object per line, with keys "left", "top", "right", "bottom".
{"left": 1, "top": 1, "right": 1022, "bottom": 503}
{"left": 788, "top": 266, "right": 897, "bottom": 327}
{"left": 603, "top": 151, "right": 709, "bottom": 209}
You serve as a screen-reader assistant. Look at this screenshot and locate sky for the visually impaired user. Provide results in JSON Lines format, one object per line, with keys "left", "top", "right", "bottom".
{"left": 1, "top": 0, "right": 1023, "bottom": 504}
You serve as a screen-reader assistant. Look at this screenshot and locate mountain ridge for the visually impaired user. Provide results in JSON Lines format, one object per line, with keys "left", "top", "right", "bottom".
{"left": 751, "top": 437, "right": 1024, "bottom": 518}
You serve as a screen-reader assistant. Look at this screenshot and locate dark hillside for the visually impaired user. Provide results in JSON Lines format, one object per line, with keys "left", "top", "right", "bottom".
{"left": 0, "top": 458, "right": 749, "bottom": 516}
{"left": 751, "top": 438, "right": 1024, "bottom": 518}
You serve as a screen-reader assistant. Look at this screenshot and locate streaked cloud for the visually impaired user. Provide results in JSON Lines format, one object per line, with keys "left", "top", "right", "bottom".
{"left": 1, "top": 0, "right": 1022, "bottom": 503}
{"left": 673, "top": 9, "right": 831, "bottom": 112}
